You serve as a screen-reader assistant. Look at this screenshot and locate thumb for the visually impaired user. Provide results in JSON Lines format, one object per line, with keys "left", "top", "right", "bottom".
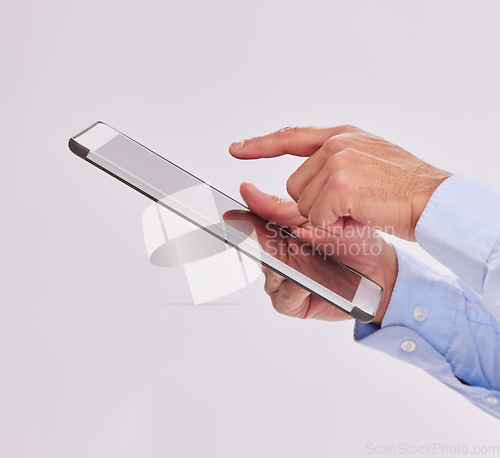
{"left": 240, "top": 182, "right": 307, "bottom": 227}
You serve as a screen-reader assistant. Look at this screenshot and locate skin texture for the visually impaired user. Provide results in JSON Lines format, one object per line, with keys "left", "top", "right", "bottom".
{"left": 230, "top": 125, "right": 451, "bottom": 241}
{"left": 229, "top": 125, "right": 452, "bottom": 324}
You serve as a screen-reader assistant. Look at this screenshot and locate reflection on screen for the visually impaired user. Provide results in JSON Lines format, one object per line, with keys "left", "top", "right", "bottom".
{"left": 94, "top": 133, "right": 362, "bottom": 307}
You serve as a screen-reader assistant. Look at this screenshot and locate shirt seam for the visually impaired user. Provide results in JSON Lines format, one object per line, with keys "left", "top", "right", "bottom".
{"left": 462, "top": 314, "right": 500, "bottom": 333}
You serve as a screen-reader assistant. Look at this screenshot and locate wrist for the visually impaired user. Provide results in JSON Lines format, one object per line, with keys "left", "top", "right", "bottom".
{"left": 372, "top": 243, "right": 398, "bottom": 326}
{"left": 410, "top": 172, "right": 453, "bottom": 240}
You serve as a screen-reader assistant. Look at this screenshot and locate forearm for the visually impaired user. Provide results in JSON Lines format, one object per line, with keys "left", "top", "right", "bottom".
{"left": 372, "top": 242, "right": 398, "bottom": 326}
{"left": 355, "top": 244, "right": 500, "bottom": 418}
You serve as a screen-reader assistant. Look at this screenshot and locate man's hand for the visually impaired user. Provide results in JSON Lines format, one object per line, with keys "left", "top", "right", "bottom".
{"left": 234, "top": 182, "right": 397, "bottom": 325}
{"left": 230, "top": 125, "right": 452, "bottom": 241}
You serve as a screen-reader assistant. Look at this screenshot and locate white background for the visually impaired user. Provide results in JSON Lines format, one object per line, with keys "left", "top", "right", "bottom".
{"left": 1, "top": 1, "right": 500, "bottom": 457}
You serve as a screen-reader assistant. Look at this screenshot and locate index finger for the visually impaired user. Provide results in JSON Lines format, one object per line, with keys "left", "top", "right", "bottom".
{"left": 229, "top": 125, "right": 360, "bottom": 160}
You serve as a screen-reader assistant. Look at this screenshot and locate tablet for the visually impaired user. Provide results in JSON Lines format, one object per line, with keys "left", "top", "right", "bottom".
{"left": 68, "top": 122, "right": 382, "bottom": 322}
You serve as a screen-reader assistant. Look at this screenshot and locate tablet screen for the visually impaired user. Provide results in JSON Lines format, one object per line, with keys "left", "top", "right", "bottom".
{"left": 71, "top": 123, "right": 382, "bottom": 320}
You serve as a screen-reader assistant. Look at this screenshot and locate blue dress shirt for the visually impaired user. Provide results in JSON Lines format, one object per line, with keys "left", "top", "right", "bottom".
{"left": 354, "top": 174, "right": 500, "bottom": 418}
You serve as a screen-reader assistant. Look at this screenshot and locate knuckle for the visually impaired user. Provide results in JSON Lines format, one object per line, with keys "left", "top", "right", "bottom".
{"left": 308, "top": 214, "right": 321, "bottom": 229}
{"left": 324, "top": 133, "right": 353, "bottom": 152}
{"left": 296, "top": 198, "right": 309, "bottom": 218}
{"left": 286, "top": 174, "right": 299, "bottom": 200}
{"left": 324, "top": 148, "right": 354, "bottom": 172}
{"left": 329, "top": 148, "right": 358, "bottom": 167}
{"left": 307, "top": 206, "right": 323, "bottom": 228}
{"left": 331, "top": 168, "right": 354, "bottom": 189}
{"left": 325, "top": 154, "right": 342, "bottom": 172}
{"left": 332, "top": 170, "right": 352, "bottom": 188}
{"left": 323, "top": 136, "right": 339, "bottom": 151}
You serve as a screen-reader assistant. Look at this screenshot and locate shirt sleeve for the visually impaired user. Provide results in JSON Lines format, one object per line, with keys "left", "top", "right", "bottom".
{"left": 415, "top": 174, "right": 500, "bottom": 321}
{"left": 354, "top": 244, "right": 500, "bottom": 419}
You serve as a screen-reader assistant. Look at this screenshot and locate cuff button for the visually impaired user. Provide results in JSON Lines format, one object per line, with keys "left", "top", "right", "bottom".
{"left": 486, "top": 396, "right": 499, "bottom": 406}
{"left": 412, "top": 306, "right": 427, "bottom": 322}
{"left": 401, "top": 339, "right": 417, "bottom": 352}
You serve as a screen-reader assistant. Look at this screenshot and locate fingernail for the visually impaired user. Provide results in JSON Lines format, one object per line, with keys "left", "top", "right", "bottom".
{"left": 230, "top": 140, "right": 245, "bottom": 152}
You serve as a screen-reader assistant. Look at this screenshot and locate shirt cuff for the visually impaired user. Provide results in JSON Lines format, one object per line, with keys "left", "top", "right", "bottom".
{"left": 353, "top": 245, "right": 500, "bottom": 418}
{"left": 354, "top": 244, "right": 460, "bottom": 357}
{"left": 415, "top": 174, "right": 500, "bottom": 294}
